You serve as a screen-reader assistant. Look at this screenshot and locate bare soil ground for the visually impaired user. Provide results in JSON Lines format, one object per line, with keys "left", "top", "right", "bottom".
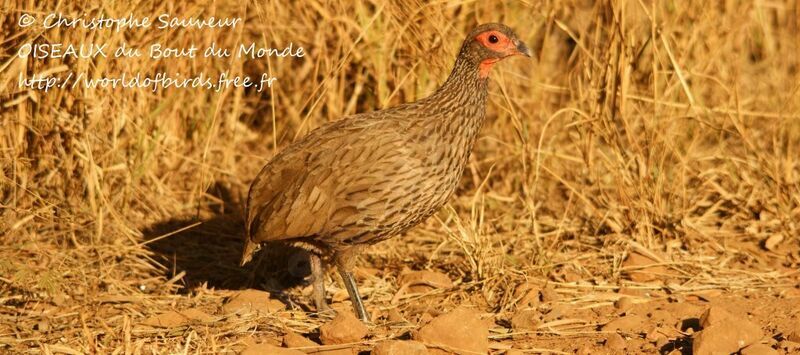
{"left": 2, "top": 0, "right": 799, "bottom": 354}
{"left": 2, "top": 198, "right": 799, "bottom": 354}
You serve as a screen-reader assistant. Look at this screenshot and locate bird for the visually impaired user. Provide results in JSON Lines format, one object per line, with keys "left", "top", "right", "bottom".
{"left": 240, "top": 23, "right": 529, "bottom": 323}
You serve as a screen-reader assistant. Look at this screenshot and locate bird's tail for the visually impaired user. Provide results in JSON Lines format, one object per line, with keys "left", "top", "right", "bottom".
{"left": 240, "top": 238, "right": 261, "bottom": 266}
{"left": 240, "top": 209, "right": 261, "bottom": 266}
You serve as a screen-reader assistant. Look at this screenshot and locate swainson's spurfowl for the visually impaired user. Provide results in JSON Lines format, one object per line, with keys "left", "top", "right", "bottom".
{"left": 241, "top": 23, "right": 530, "bottom": 322}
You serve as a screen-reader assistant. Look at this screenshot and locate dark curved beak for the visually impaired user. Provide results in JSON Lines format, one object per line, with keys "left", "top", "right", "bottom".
{"left": 515, "top": 40, "right": 531, "bottom": 57}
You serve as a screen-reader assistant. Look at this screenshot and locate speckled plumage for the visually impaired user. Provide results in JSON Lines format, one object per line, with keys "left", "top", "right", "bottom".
{"left": 241, "top": 23, "right": 529, "bottom": 322}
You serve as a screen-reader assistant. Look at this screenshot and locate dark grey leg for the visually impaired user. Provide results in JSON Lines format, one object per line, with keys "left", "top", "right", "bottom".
{"left": 309, "top": 254, "right": 331, "bottom": 314}
{"left": 338, "top": 267, "right": 370, "bottom": 323}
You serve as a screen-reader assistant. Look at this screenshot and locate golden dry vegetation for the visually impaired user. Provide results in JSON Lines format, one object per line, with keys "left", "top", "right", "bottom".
{"left": 1, "top": 0, "right": 799, "bottom": 353}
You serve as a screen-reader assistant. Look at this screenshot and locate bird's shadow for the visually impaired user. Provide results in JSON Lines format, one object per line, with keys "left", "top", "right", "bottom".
{"left": 141, "top": 182, "right": 311, "bottom": 294}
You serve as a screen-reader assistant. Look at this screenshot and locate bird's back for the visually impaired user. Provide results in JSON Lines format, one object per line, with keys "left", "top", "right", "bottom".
{"left": 241, "top": 97, "right": 484, "bottom": 264}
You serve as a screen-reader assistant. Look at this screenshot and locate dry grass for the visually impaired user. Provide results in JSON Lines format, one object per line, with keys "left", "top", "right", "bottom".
{"left": 1, "top": 0, "right": 799, "bottom": 353}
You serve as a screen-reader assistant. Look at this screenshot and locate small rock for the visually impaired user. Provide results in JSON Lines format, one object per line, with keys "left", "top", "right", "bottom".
{"left": 35, "top": 321, "right": 50, "bottom": 332}
{"left": 786, "top": 322, "right": 800, "bottom": 342}
{"left": 740, "top": 343, "right": 779, "bottom": 355}
{"left": 222, "top": 289, "right": 285, "bottom": 315}
{"left": 241, "top": 343, "right": 304, "bottom": 355}
{"left": 513, "top": 283, "right": 541, "bottom": 308}
{"left": 372, "top": 340, "right": 428, "bottom": 355}
{"left": 141, "top": 308, "right": 213, "bottom": 328}
{"left": 622, "top": 253, "right": 666, "bottom": 282}
{"left": 418, "top": 312, "right": 435, "bottom": 325}
{"left": 605, "top": 333, "right": 626, "bottom": 350}
{"left": 699, "top": 306, "right": 733, "bottom": 328}
{"left": 692, "top": 321, "right": 763, "bottom": 355}
{"left": 763, "top": 233, "right": 784, "bottom": 251}
{"left": 618, "top": 287, "right": 647, "bottom": 297}
{"left": 645, "top": 327, "right": 662, "bottom": 341}
{"left": 414, "top": 306, "right": 488, "bottom": 355}
{"left": 647, "top": 309, "right": 674, "bottom": 326}
{"left": 614, "top": 296, "right": 634, "bottom": 311}
{"left": 387, "top": 308, "right": 406, "bottom": 323}
{"left": 283, "top": 331, "right": 318, "bottom": 348}
{"left": 601, "top": 314, "right": 647, "bottom": 333}
{"left": 779, "top": 340, "right": 800, "bottom": 353}
{"left": 319, "top": 312, "right": 369, "bottom": 345}
{"left": 398, "top": 270, "right": 453, "bottom": 293}
{"left": 540, "top": 286, "right": 560, "bottom": 302}
{"left": 655, "top": 334, "right": 669, "bottom": 348}
{"left": 354, "top": 266, "right": 381, "bottom": 280}
{"left": 510, "top": 309, "right": 539, "bottom": 331}
{"left": 562, "top": 269, "right": 582, "bottom": 282}
{"left": 51, "top": 294, "right": 68, "bottom": 306}
{"left": 541, "top": 304, "right": 568, "bottom": 322}
{"left": 316, "top": 348, "right": 358, "bottom": 355}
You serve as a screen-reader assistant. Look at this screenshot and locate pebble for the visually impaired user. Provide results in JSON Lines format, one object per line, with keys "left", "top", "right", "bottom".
{"left": 740, "top": 343, "right": 779, "bottom": 355}
{"left": 786, "top": 321, "right": 800, "bottom": 342}
{"left": 241, "top": 343, "right": 305, "bottom": 355}
{"left": 614, "top": 296, "right": 634, "bottom": 311}
{"left": 605, "top": 333, "right": 626, "bottom": 350}
{"left": 601, "top": 314, "right": 647, "bottom": 333}
{"left": 398, "top": 270, "right": 453, "bottom": 293}
{"left": 540, "top": 286, "right": 560, "bottom": 302}
{"left": 622, "top": 253, "right": 666, "bottom": 282}
{"left": 222, "top": 289, "right": 285, "bottom": 315}
{"left": 692, "top": 312, "right": 763, "bottom": 355}
{"left": 283, "top": 331, "right": 318, "bottom": 348}
{"left": 372, "top": 340, "right": 428, "bottom": 355}
{"left": 319, "top": 312, "right": 369, "bottom": 345}
{"left": 414, "top": 306, "right": 488, "bottom": 355}
{"left": 510, "top": 309, "right": 539, "bottom": 331}
{"left": 141, "top": 308, "right": 213, "bottom": 328}
{"left": 513, "top": 283, "right": 541, "bottom": 308}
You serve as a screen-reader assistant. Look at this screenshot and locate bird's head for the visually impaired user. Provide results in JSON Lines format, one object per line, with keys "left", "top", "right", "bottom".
{"left": 461, "top": 23, "right": 530, "bottom": 78}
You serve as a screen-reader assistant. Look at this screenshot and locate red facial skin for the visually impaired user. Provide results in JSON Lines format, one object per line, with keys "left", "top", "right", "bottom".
{"left": 475, "top": 30, "right": 520, "bottom": 78}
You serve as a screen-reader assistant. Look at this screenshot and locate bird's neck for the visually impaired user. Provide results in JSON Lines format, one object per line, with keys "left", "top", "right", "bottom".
{"left": 432, "top": 55, "right": 489, "bottom": 107}
{"left": 421, "top": 54, "right": 489, "bottom": 137}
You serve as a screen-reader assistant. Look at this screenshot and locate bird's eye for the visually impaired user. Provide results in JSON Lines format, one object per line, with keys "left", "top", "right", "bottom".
{"left": 488, "top": 35, "right": 499, "bottom": 44}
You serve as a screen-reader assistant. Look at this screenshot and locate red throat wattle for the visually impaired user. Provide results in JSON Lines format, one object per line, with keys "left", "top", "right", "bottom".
{"left": 479, "top": 58, "right": 500, "bottom": 78}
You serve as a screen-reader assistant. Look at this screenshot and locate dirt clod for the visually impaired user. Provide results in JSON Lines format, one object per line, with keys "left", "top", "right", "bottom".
{"left": 141, "top": 308, "right": 212, "bottom": 328}
{"left": 786, "top": 322, "right": 800, "bottom": 342}
{"left": 283, "top": 331, "right": 318, "bottom": 348}
{"left": 319, "top": 312, "right": 369, "bottom": 345}
{"left": 692, "top": 308, "right": 764, "bottom": 355}
{"left": 740, "top": 343, "right": 779, "bottom": 355}
{"left": 387, "top": 308, "right": 406, "bottom": 323}
{"left": 605, "top": 333, "right": 626, "bottom": 350}
{"left": 241, "top": 343, "right": 305, "bottom": 355}
{"left": 601, "top": 314, "right": 647, "bottom": 333}
{"left": 614, "top": 296, "right": 634, "bottom": 311}
{"left": 372, "top": 340, "right": 427, "bottom": 355}
{"left": 622, "top": 253, "right": 666, "bottom": 282}
{"left": 222, "top": 289, "right": 285, "bottom": 315}
{"left": 398, "top": 270, "right": 453, "bottom": 293}
{"left": 414, "top": 306, "right": 488, "bottom": 355}
{"left": 510, "top": 309, "right": 539, "bottom": 331}
{"left": 540, "top": 286, "right": 560, "bottom": 302}
{"left": 763, "top": 233, "right": 784, "bottom": 251}
{"left": 513, "top": 283, "right": 541, "bottom": 308}
{"left": 699, "top": 306, "right": 733, "bottom": 328}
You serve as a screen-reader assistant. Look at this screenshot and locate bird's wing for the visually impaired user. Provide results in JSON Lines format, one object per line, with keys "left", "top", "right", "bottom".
{"left": 245, "top": 114, "right": 424, "bottom": 245}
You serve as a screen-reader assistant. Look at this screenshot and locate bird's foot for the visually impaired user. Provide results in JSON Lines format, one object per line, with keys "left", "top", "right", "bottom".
{"left": 315, "top": 302, "right": 337, "bottom": 320}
